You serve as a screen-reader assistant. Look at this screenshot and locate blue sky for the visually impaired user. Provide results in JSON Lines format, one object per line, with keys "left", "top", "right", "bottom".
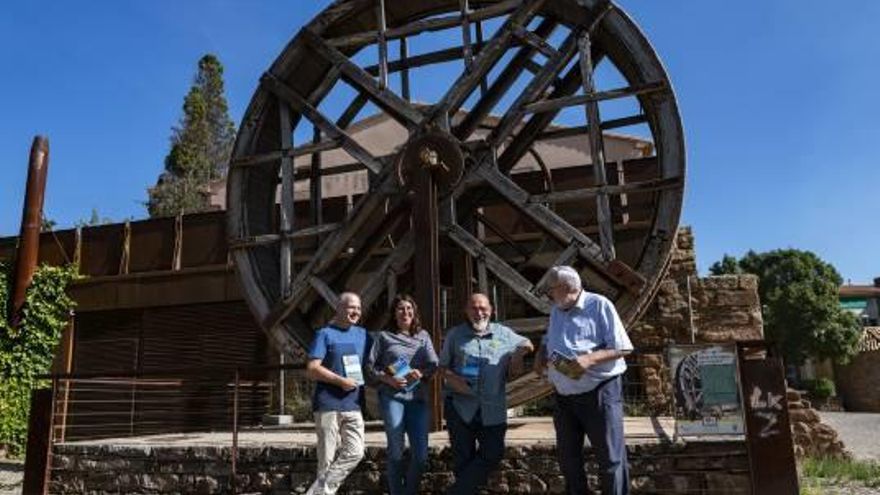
{"left": 1, "top": 1, "right": 878, "bottom": 283}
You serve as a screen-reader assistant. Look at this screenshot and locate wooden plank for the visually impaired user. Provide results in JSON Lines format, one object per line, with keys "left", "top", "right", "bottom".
{"left": 537, "top": 114, "right": 649, "bottom": 141}
{"left": 336, "top": 93, "right": 370, "bottom": 130}
{"left": 432, "top": 0, "right": 547, "bottom": 122}
{"left": 377, "top": 0, "right": 389, "bottom": 90}
{"left": 261, "top": 72, "right": 385, "bottom": 174}
{"left": 475, "top": 161, "right": 645, "bottom": 293}
{"left": 279, "top": 101, "right": 295, "bottom": 298}
{"left": 360, "top": 234, "right": 414, "bottom": 311}
{"left": 309, "top": 276, "right": 340, "bottom": 308}
{"left": 445, "top": 223, "right": 551, "bottom": 313}
{"left": 460, "top": 0, "right": 474, "bottom": 71}
{"left": 399, "top": 38, "right": 411, "bottom": 101}
{"left": 488, "top": 29, "right": 580, "bottom": 147}
{"left": 578, "top": 31, "right": 615, "bottom": 260}
{"left": 512, "top": 24, "right": 559, "bottom": 59}
{"left": 453, "top": 18, "right": 556, "bottom": 141}
{"left": 303, "top": 29, "right": 424, "bottom": 130}
{"left": 327, "top": 0, "right": 522, "bottom": 48}
{"left": 229, "top": 139, "right": 341, "bottom": 169}
{"left": 261, "top": 170, "right": 399, "bottom": 331}
{"left": 522, "top": 80, "right": 668, "bottom": 114}
{"left": 532, "top": 241, "right": 581, "bottom": 295}
{"left": 310, "top": 126, "right": 324, "bottom": 244}
{"left": 530, "top": 176, "right": 683, "bottom": 204}
{"left": 228, "top": 223, "right": 342, "bottom": 249}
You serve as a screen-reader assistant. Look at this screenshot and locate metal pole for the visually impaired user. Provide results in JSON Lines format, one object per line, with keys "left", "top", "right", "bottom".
{"left": 8, "top": 136, "right": 50, "bottom": 329}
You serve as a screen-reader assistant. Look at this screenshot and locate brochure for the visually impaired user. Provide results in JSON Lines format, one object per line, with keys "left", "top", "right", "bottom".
{"left": 550, "top": 350, "right": 585, "bottom": 380}
{"left": 342, "top": 354, "right": 365, "bottom": 386}
{"left": 386, "top": 356, "right": 419, "bottom": 392}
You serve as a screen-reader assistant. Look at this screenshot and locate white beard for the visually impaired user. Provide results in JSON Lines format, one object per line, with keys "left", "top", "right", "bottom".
{"left": 471, "top": 318, "right": 489, "bottom": 333}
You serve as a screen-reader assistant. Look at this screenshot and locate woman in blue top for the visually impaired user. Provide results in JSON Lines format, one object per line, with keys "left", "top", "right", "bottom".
{"left": 366, "top": 294, "right": 439, "bottom": 495}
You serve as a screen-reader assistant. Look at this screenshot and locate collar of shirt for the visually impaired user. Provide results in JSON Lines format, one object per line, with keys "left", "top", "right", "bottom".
{"left": 468, "top": 322, "right": 497, "bottom": 338}
{"left": 560, "top": 289, "right": 588, "bottom": 313}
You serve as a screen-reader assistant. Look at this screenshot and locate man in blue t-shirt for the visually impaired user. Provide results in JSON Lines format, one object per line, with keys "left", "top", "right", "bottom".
{"left": 305, "top": 292, "right": 370, "bottom": 495}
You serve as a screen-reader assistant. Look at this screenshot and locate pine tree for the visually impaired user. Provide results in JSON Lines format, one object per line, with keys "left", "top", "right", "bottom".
{"left": 147, "top": 54, "right": 236, "bottom": 217}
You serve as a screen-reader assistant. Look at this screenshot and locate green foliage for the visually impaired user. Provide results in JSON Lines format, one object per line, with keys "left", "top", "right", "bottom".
{"left": 147, "top": 54, "right": 236, "bottom": 218}
{"left": 0, "top": 263, "right": 77, "bottom": 457}
{"left": 710, "top": 249, "right": 861, "bottom": 365}
{"left": 74, "top": 208, "right": 113, "bottom": 228}
{"left": 801, "top": 456, "right": 880, "bottom": 488}
{"left": 811, "top": 377, "right": 836, "bottom": 400}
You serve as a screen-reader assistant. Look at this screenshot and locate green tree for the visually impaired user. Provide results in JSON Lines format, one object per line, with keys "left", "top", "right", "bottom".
{"left": 711, "top": 249, "right": 861, "bottom": 365}
{"left": 147, "top": 54, "right": 236, "bottom": 217}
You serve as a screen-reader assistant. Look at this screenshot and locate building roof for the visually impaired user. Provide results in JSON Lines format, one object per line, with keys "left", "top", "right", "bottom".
{"left": 840, "top": 286, "right": 880, "bottom": 298}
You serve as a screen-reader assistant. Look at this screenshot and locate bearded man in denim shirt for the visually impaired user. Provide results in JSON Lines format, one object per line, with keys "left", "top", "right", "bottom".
{"left": 439, "top": 293, "right": 534, "bottom": 495}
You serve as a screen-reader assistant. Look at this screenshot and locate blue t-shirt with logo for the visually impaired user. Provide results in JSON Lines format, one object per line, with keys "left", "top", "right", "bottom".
{"left": 308, "top": 323, "right": 370, "bottom": 412}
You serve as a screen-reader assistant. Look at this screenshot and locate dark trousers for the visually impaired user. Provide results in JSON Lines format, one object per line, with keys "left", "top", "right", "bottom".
{"left": 444, "top": 400, "right": 507, "bottom": 495}
{"left": 554, "top": 376, "right": 629, "bottom": 495}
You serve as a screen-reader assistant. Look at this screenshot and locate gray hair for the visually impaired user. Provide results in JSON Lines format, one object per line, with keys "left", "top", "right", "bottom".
{"left": 337, "top": 291, "right": 361, "bottom": 308}
{"left": 547, "top": 266, "right": 582, "bottom": 292}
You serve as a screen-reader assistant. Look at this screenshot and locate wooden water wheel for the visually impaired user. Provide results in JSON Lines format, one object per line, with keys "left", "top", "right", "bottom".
{"left": 226, "top": 0, "right": 685, "bottom": 409}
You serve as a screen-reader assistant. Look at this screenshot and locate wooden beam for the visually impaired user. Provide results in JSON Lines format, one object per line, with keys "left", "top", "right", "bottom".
{"left": 488, "top": 29, "right": 580, "bottom": 147}
{"left": 460, "top": 0, "right": 474, "bottom": 72}
{"left": 303, "top": 29, "right": 424, "bottom": 130}
{"left": 279, "top": 101, "right": 295, "bottom": 297}
{"left": 261, "top": 170, "right": 399, "bottom": 331}
{"left": 377, "top": 0, "right": 389, "bottom": 89}
{"left": 310, "top": 126, "right": 324, "bottom": 244}
{"left": 512, "top": 24, "right": 559, "bottom": 59}
{"left": 431, "top": 0, "right": 547, "bottom": 123}
{"left": 453, "top": 18, "right": 556, "bottom": 141}
{"left": 229, "top": 225, "right": 341, "bottom": 250}
{"left": 445, "top": 223, "right": 551, "bottom": 313}
{"left": 360, "top": 234, "right": 414, "bottom": 311}
{"left": 537, "top": 114, "right": 649, "bottom": 141}
{"left": 578, "top": 31, "right": 614, "bottom": 260}
{"left": 261, "top": 72, "right": 385, "bottom": 174}
{"left": 229, "top": 139, "right": 341, "bottom": 169}
{"left": 530, "top": 176, "right": 683, "bottom": 204}
{"left": 309, "top": 276, "right": 340, "bottom": 308}
{"left": 532, "top": 241, "right": 581, "bottom": 295}
{"left": 327, "top": 0, "right": 522, "bottom": 48}
{"left": 523, "top": 81, "right": 668, "bottom": 114}
{"left": 474, "top": 161, "right": 646, "bottom": 293}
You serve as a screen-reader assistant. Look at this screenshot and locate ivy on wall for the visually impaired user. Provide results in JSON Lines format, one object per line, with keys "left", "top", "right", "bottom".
{"left": 0, "top": 262, "right": 77, "bottom": 457}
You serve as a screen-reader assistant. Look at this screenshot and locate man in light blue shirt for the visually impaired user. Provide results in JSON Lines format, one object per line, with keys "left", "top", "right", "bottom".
{"left": 440, "top": 293, "right": 533, "bottom": 495}
{"left": 534, "top": 266, "right": 633, "bottom": 495}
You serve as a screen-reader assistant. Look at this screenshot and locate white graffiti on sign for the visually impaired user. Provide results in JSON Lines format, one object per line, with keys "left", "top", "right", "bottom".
{"left": 749, "top": 386, "right": 783, "bottom": 438}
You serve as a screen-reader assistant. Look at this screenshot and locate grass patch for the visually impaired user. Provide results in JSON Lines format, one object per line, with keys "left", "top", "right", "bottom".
{"left": 801, "top": 456, "right": 880, "bottom": 488}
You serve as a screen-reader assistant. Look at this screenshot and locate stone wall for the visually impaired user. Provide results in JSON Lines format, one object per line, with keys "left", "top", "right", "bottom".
{"left": 51, "top": 441, "right": 751, "bottom": 495}
{"left": 834, "top": 349, "right": 880, "bottom": 412}
{"left": 628, "top": 227, "right": 763, "bottom": 413}
{"left": 787, "top": 388, "right": 848, "bottom": 458}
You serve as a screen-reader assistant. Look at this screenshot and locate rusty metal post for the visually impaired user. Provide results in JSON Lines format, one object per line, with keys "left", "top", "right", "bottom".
{"left": 8, "top": 136, "right": 50, "bottom": 329}
{"left": 412, "top": 160, "right": 443, "bottom": 432}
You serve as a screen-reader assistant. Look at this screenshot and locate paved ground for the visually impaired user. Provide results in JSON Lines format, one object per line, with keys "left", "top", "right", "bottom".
{"left": 62, "top": 416, "right": 684, "bottom": 448}
{"left": 819, "top": 412, "right": 880, "bottom": 461}
{"left": 0, "top": 460, "right": 22, "bottom": 495}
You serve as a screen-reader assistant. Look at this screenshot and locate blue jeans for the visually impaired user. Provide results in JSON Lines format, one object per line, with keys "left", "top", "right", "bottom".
{"left": 444, "top": 400, "right": 507, "bottom": 495}
{"left": 379, "top": 393, "right": 429, "bottom": 495}
{"left": 554, "top": 376, "right": 629, "bottom": 495}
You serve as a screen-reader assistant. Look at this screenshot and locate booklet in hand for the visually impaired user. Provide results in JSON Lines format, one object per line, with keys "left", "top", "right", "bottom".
{"left": 342, "top": 354, "right": 365, "bottom": 386}
{"left": 386, "top": 357, "right": 419, "bottom": 392}
{"left": 550, "top": 350, "right": 585, "bottom": 380}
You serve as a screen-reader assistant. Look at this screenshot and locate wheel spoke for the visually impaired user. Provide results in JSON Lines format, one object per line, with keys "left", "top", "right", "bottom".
{"left": 261, "top": 72, "right": 385, "bottom": 174}
{"left": 430, "top": 0, "right": 547, "bottom": 124}
{"left": 303, "top": 29, "right": 425, "bottom": 130}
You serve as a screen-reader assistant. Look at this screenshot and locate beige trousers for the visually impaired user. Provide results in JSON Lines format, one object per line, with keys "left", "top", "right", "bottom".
{"left": 306, "top": 410, "right": 365, "bottom": 495}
